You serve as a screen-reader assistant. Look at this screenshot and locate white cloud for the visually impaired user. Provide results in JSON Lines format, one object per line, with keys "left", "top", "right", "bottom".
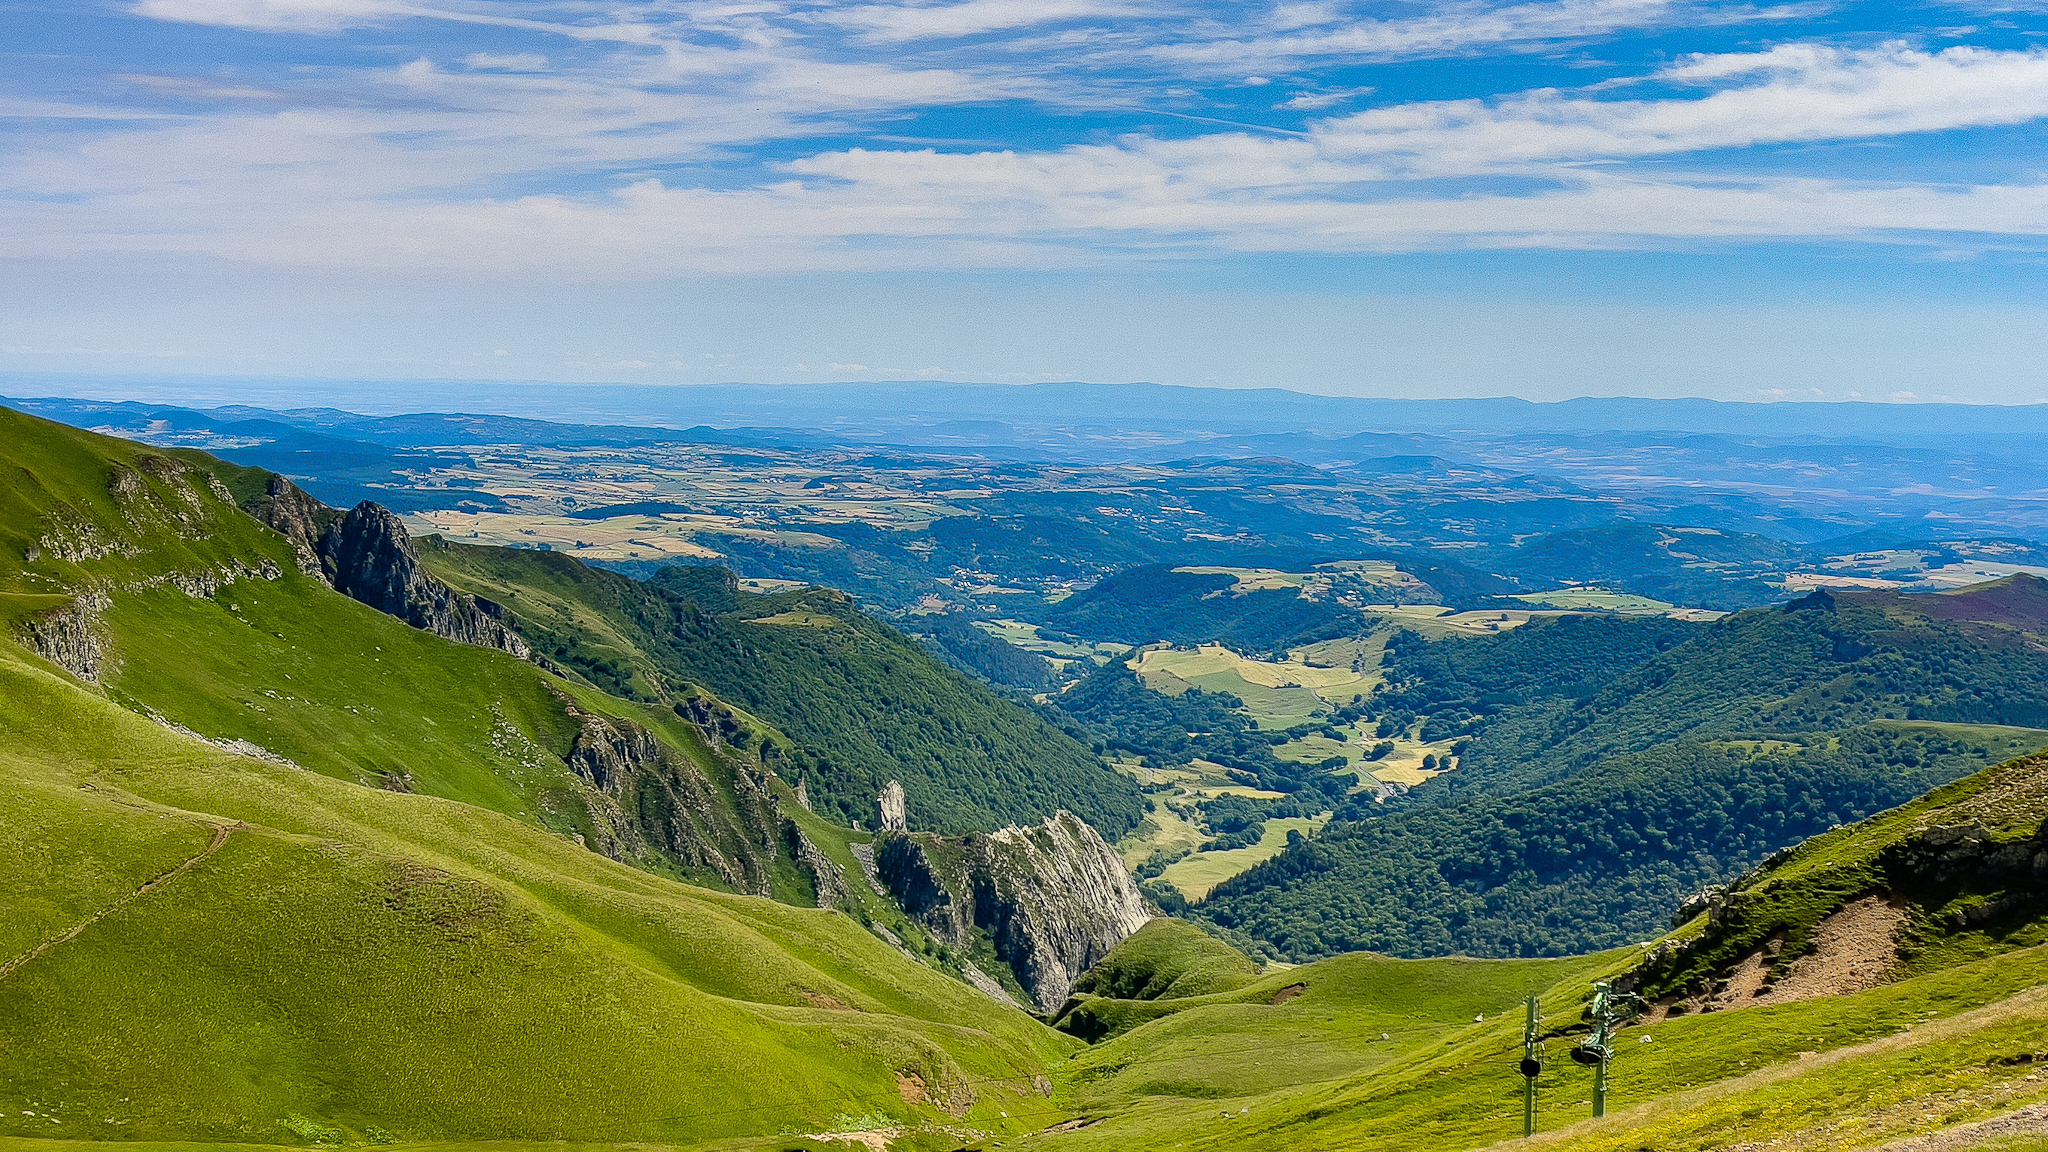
{"left": 1306, "top": 43, "right": 2048, "bottom": 174}
{"left": 1274, "top": 85, "right": 1372, "bottom": 110}
{"left": 14, "top": 2, "right": 2048, "bottom": 279}
{"left": 1145, "top": 0, "right": 1818, "bottom": 71}
{"left": 822, "top": 0, "right": 1150, "bottom": 42}
{"left": 462, "top": 52, "right": 549, "bottom": 71}
{"left": 132, "top": 0, "right": 417, "bottom": 32}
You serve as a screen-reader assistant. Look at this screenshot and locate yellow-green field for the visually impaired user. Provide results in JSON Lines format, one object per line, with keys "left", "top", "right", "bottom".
{"left": 1117, "top": 799, "right": 1209, "bottom": 870}
{"left": 975, "top": 619, "right": 1123, "bottom": 672}
{"left": 1168, "top": 560, "right": 1425, "bottom": 602}
{"left": 1359, "top": 603, "right": 1543, "bottom": 637}
{"left": 1273, "top": 720, "right": 1461, "bottom": 791}
{"left": 1158, "top": 816, "right": 1331, "bottom": 900}
{"left": 1112, "top": 757, "right": 1332, "bottom": 900}
{"left": 1130, "top": 645, "right": 1372, "bottom": 728}
{"left": 406, "top": 508, "right": 834, "bottom": 564}
{"left": 744, "top": 609, "right": 840, "bottom": 627}
{"left": 1512, "top": 588, "right": 1677, "bottom": 611}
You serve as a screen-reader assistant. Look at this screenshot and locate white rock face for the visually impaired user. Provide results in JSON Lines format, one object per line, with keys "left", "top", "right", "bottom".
{"left": 874, "top": 810, "right": 1153, "bottom": 1012}
{"left": 878, "top": 779, "right": 909, "bottom": 832}
{"left": 979, "top": 813, "right": 1154, "bottom": 1010}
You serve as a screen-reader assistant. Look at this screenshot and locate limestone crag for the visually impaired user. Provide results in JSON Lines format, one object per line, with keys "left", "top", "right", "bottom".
{"left": 246, "top": 474, "right": 341, "bottom": 581}
{"left": 244, "top": 479, "right": 529, "bottom": 659}
{"left": 876, "top": 811, "right": 1154, "bottom": 1012}
{"left": 878, "top": 780, "right": 909, "bottom": 832}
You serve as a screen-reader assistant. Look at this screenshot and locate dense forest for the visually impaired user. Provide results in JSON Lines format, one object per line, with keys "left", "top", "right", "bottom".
{"left": 420, "top": 546, "right": 1145, "bottom": 836}
{"left": 902, "top": 612, "right": 1056, "bottom": 689}
{"left": 1201, "top": 728, "right": 1984, "bottom": 957}
{"left": 1196, "top": 586, "right": 2048, "bottom": 958}
{"left": 1038, "top": 565, "right": 1365, "bottom": 654}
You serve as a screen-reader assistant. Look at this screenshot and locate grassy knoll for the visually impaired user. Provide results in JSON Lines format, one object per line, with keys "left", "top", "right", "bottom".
{"left": 1033, "top": 934, "right": 2048, "bottom": 1152}
{"left": 0, "top": 640, "right": 1073, "bottom": 1148}
{"left": 1132, "top": 645, "right": 1369, "bottom": 729}
{"left": 1159, "top": 816, "right": 1329, "bottom": 901}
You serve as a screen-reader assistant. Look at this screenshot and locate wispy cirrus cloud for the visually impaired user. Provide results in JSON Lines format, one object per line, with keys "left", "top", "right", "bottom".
{"left": 1142, "top": 0, "right": 1827, "bottom": 71}
{"left": 9, "top": 43, "right": 2048, "bottom": 274}
{"left": 131, "top": 0, "right": 419, "bottom": 32}
{"left": 820, "top": 0, "right": 1154, "bottom": 43}
{"left": 0, "top": 0, "right": 2038, "bottom": 283}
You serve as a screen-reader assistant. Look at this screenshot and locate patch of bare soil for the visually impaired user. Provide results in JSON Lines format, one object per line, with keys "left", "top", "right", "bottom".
{"left": 1661, "top": 897, "right": 1908, "bottom": 1018}
{"left": 794, "top": 987, "right": 860, "bottom": 1011}
{"left": 1271, "top": 982, "right": 1307, "bottom": 1005}
{"left": 896, "top": 1071, "right": 928, "bottom": 1105}
{"left": 1764, "top": 895, "right": 1909, "bottom": 1003}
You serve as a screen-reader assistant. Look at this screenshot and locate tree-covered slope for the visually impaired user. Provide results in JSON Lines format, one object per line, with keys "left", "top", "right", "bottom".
{"left": 1197, "top": 588, "right": 2048, "bottom": 960}
{"left": 0, "top": 638, "right": 1073, "bottom": 1147}
{"left": 415, "top": 541, "right": 1143, "bottom": 836}
{"left": 1037, "top": 564, "right": 1363, "bottom": 654}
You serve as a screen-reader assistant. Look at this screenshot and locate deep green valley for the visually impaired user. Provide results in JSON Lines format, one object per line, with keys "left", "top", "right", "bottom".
{"left": 5, "top": 401, "right": 2047, "bottom": 1152}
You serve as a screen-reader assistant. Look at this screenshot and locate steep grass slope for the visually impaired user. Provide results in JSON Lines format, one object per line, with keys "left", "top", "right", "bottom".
{"left": 0, "top": 404, "right": 1093, "bottom": 1146}
{"left": 0, "top": 639, "right": 1073, "bottom": 1148}
{"left": 0, "top": 405, "right": 831, "bottom": 898}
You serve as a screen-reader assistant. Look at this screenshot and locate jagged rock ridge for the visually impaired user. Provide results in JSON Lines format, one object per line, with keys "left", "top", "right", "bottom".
{"left": 876, "top": 810, "right": 1153, "bottom": 1012}
{"left": 248, "top": 478, "right": 529, "bottom": 660}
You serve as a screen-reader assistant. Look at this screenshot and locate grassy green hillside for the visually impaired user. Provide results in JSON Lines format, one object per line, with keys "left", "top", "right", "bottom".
{"left": 0, "top": 638, "right": 1075, "bottom": 1148}
{"left": 412, "top": 540, "right": 1142, "bottom": 836}
{"left": 0, "top": 407, "right": 836, "bottom": 898}
{"left": 0, "top": 404, "right": 1103, "bottom": 1148}
{"left": 1021, "top": 750, "right": 2048, "bottom": 1152}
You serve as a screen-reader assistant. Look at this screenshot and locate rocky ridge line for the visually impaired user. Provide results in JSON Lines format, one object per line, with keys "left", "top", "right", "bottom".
{"left": 248, "top": 478, "right": 529, "bottom": 660}
{"left": 876, "top": 803, "right": 1153, "bottom": 1012}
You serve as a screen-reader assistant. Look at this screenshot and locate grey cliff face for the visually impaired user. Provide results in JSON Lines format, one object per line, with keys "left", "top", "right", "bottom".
{"left": 15, "top": 592, "right": 110, "bottom": 683}
{"left": 246, "top": 479, "right": 529, "bottom": 660}
{"left": 248, "top": 474, "right": 339, "bottom": 583}
{"left": 876, "top": 811, "right": 1153, "bottom": 1013}
{"left": 289, "top": 499, "right": 532, "bottom": 661}
{"left": 563, "top": 702, "right": 777, "bottom": 896}
{"left": 558, "top": 698, "right": 849, "bottom": 906}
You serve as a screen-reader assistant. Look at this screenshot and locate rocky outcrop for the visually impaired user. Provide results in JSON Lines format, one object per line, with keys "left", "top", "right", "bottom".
{"left": 15, "top": 592, "right": 111, "bottom": 683}
{"left": 562, "top": 703, "right": 776, "bottom": 895}
{"left": 875, "top": 811, "right": 1154, "bottom": 1012}
{"left": 785, "top": 818, "right": 852, "bottom": 909}
{"left": 246, "top": 474, "right": 340, "bottom": 581}
{"left": 320, "top": 502, "right": 531, "bottom": 659}
{"left": 878, "top": 779, "right": 909, "bottom": 832}
{"left": 240, "top": 479, "right": 531, "bottom": 660}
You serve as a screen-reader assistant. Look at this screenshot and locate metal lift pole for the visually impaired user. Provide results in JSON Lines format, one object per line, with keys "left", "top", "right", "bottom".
{"left": 1522, "top": 994, "right": 1539, "bottom": 1138}
{"left": 1591, "top": 983, "right": 1612, "bottom": 1118}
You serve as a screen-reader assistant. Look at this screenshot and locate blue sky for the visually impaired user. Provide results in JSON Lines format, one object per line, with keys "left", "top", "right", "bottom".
{"left": 3, "top": 0, "right": 2047, "bottom": 402}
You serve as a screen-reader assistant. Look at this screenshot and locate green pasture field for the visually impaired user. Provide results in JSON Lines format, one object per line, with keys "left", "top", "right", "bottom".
{"left": 1132, "top": 647, "right": 1366, "bottom": 729}
{"left": 1158, "top": 816, "right": 1330, "bottom": 900}
{"left": 1512, "top": 589, "right": 1679, "bottom": 612}
{"left": 1035, "top": 938, "right": 2048, "bottom": 1152}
